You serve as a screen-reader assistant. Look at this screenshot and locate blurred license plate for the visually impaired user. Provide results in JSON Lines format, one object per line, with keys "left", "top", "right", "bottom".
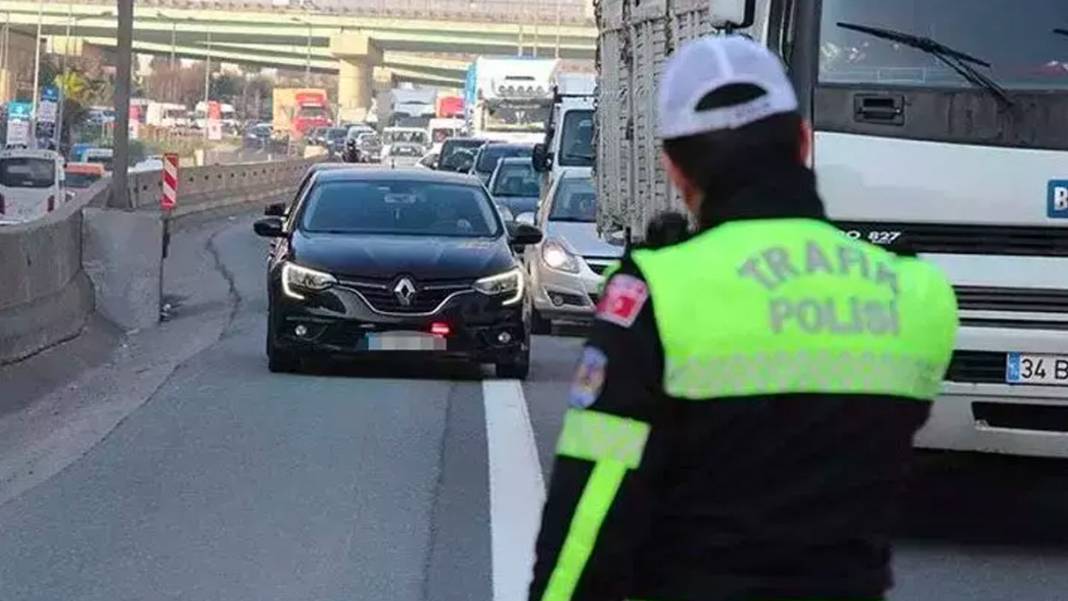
{"left": 365, "top": 332, "right": 446, "bottom": 351}
{"left": 1006, "top": 353, "right": 1068, "bottom": 385}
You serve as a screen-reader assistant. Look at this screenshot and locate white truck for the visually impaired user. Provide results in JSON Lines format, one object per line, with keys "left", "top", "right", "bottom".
{"left": 467, "top": 57, "right": 559, "bottom": 145}
{"left": 532, "top": 72, "right": 597, "bottom": 190}
{"left": 597, "top": 0, "right": 1068, "bottom": 458}
{"left": 145, "top": 102, "right": 189, "bottom": 128}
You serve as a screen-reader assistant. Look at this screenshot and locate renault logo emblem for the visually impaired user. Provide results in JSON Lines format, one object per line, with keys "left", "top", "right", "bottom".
{"left": 393, "top": 277, "right": 417, "bottom": 306}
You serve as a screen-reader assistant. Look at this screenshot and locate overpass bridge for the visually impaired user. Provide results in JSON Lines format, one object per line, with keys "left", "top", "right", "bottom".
{"left": 1, "top": 0, "right": 596, "bottom": 116}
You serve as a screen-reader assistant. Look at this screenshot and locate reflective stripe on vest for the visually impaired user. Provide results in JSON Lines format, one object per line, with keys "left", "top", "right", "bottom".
{"left": 632, "top": 219, "right": 958, "bottom": 401}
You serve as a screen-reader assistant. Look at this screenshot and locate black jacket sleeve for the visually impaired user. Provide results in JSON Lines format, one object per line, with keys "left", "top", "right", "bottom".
{"left": 528, "top": 258, "right": 672, "bottom": 601}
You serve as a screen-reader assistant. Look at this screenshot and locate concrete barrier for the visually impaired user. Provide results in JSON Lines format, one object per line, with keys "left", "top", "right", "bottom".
{"left": 1, "top": 157, "right": 323, "bottom": 364}
{"left": 0, "top": 181, "right": 107, "bottom": 365}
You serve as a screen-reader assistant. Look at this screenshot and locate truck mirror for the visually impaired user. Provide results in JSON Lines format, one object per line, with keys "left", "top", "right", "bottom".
{"left": 532, "top": 143, "right": 551, "bottom": 173}
{"left": 708, "top": 0, "right": 755, "bottom": 29}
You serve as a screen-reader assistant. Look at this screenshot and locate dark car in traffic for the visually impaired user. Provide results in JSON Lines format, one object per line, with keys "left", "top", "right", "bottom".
{"left": 345, "top": 132, "right": 382, "bottom": 163}
{"left": 437, "top": 137, "right": 487, "bottom": 171}
{"left": 470, "top": 142, "right": 534, "bottom": 186}
{"left": 253, "top": 169, "right": 543, "bottom": 377}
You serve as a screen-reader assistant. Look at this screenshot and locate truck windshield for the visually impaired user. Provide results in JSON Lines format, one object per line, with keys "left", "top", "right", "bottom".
{"left": 820, "top": 0, "right": 1068, "bottom": 90}
{"left": 483, "top": 102, "right": 551, "bottom": 132}
{"left": 297, "top": 106, "right": 329, "bottom": 119}
{"left": 0, "top": 158, "right": 56, "bottom": 188}
{"left": 557, "top": 109, "right": 594, "bottom": 167}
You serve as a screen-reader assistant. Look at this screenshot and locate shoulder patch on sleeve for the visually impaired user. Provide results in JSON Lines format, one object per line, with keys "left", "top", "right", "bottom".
{"left": 570, "top": 346, "right": 608, "bottom": 408}
{"left": 596, "top": 274, "right": 649, "bottom": 328}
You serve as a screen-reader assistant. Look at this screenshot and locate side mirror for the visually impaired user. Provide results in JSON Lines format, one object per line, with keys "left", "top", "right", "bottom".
{"left": 708, "top": 0, "right": 755, "bottom": 29}
{"left": 531, "top": 143, "right": 551, "bottom": 173}
{"left": 253, "top": 216, "right": 285, "bottom": 238}
{"left": 509, "top": 222, "right": 543, "bottom": 247}
{"left": 264, "top": 202, "right": 286, "bottom": 217}
{"left": 515, "top": 212, "right": 536, "bottom": 226}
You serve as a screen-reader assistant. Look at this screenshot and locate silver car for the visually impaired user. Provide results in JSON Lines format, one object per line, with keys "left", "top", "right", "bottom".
{"left": 520, "top": 167, "right": 623, "bottom": 333}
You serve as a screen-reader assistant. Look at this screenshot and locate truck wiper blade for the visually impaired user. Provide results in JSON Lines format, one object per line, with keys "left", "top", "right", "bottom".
{"left": 837, "top": 21, "right": 1014, "bottom": 107}
{"left": 1055, "top": 28, "right": 1068, "bottom": 38}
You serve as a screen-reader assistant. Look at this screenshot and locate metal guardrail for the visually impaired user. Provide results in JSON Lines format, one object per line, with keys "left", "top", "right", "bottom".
{"left": 64, "top": 0, "right": 594, "bottom": 25}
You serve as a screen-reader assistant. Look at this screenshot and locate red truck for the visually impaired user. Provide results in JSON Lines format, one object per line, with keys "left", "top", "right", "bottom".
{"left": 436, "top": 94, "right": 464, "bottom": 119}
{"left": 272, "top": 88, "right": 332, "bottom": 140}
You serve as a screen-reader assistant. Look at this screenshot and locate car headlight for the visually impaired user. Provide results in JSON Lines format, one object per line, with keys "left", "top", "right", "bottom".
{"left": 541, "top": 239, "right": 580, "bottom": 273}
{"left": 282, "top": 262, "right": 337, "bottom": 300}
{"left": 474, "top": 268, "right": 524, "bottom": 305}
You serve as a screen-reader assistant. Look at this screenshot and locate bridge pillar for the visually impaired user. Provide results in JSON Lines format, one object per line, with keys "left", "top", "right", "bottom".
{"left": 330, "top": 32, "right": 381, "bottom": 123}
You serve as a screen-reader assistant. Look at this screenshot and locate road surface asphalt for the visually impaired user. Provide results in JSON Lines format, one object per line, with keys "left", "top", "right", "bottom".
{"left": 3, "top": 212, "right": 1068, "bottom": 601}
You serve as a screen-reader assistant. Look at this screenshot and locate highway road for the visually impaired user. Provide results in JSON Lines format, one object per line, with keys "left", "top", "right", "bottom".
{"left": 3, "top": 213, "right": 1068, "bottom": 600}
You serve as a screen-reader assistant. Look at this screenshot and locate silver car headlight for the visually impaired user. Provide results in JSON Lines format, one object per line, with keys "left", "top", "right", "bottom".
{"left": 541, "top": 239, "right": 580, "bottom": 274}
{"left": 474, "top": 268, "right": 524, "bottom": 305}
{"left": 282, "top": 262, "right": 337, "bottom": 300}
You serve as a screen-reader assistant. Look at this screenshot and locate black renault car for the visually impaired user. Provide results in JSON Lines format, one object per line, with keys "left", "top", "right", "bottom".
{"left": 253, "top": 169, "right": 542, "bottom": 378}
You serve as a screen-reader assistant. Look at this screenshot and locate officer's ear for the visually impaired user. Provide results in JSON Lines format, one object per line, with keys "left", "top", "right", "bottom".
{"left": 799, "top": 119, "right": 813, "bottom": 167}
{"left": 661, "top": 151, "right": 702, "bottom": 218}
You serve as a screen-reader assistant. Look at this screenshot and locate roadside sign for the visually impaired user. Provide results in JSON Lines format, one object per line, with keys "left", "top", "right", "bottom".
{"left": 38, "top": 86, "right": 59, "bottom": 124}
{"left": 129, "top": 104, "right": 141, "bottom": 140}
{"left": 6, "top": 119, "right": 29, "bottom": 147}
{"left": 206, "top": 120, "right": 222, "bottom": 141}
{"left": 160, "top": 153, "right": 179, "bottom": 211}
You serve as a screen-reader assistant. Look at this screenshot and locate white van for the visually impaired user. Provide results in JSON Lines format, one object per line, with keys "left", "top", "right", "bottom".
{"left": 0, "top": 149, "right": 64, "bottom": 225}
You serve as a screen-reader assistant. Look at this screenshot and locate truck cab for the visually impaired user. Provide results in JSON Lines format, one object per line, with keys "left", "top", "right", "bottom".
{"left": 532, "top": 82, "right": 596, "bottom": 208}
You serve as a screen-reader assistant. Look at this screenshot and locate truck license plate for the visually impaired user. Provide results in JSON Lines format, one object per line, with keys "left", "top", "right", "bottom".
{"left": 1006, "top": 353, "right": 1068, "bottom": 385}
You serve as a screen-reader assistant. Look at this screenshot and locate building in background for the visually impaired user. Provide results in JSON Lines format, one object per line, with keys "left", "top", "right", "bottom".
{"left": 0, "top": 28, "right": 43, "bottom": 104}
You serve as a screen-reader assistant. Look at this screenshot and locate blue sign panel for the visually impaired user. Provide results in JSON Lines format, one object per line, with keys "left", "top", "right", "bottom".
{"left": 7, "top": 101, "right": 31, "bottom": 119}
{"left": 40, "top": 85, "right": 59, "bottom": 103}
{"left": 1048, "top": 180, "right": 1068, "bottom": 218}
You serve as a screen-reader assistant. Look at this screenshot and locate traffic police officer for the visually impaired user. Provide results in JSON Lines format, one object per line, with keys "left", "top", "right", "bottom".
{"left": 527, "top": 36, "right": 959, "bottom": 601}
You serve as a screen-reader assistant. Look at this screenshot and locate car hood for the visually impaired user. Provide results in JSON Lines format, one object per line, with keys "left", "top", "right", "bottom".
{"left": 546, "top": 221, "right": 624, "bottom": 259}
{"left": 291, "top": 231, "right": 516, "bottom": 280}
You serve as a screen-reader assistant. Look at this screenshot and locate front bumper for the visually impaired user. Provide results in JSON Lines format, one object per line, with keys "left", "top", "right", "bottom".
{"left": 271, "top": 282, "right": 527, "bottom": 362}
{"left": 530, "top": 258, "right": 611, "bottom": 320}
{"left": 917, "top": 325, "right": 1068, "bottom": 458}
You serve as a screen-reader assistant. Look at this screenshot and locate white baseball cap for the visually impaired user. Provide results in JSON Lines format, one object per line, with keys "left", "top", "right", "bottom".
{"left": 658, "top": 35, "right": 799, "bottom": 140}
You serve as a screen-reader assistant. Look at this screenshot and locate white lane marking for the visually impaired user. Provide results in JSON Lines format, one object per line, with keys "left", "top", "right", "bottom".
{"left": 483, "top": 379, "right": 547, "bottom": 601}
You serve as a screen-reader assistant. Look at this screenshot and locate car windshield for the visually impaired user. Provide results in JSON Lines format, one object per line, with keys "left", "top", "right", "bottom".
{"left": 549, "top": 176, "right": 597, "bottom": 222}
{"left": 64, "top": 172, "right": 101, "bottom": 189}
{"left": 557, "top": 109, "right": 595, "bottom": 167}
{"left": 476, "top": 145, "right": 531, "bottom": 173}
{"left": 820, "top": 0, "right": 1068, "bottom": 90}
{"left": 492, "top": 162, "right": 540, "bottom": 197}
{"left": 301, "top": 179, "right": 501, "bottom": 237}
{"left": 326, "top": 128, "right": 348, "bottom": 140}
{"left": 0, "top": 157, "right": 56, "bottom": 188}
{"left": 440, "top": 140, "right": 483, "bottom": 165}
{"left": 384, "top": 130, "right": 428, "bottom": 145}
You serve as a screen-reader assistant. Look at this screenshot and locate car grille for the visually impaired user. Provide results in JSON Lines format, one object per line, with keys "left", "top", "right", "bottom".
{"left": 339, "top": 277, "right": 473, "bottom": 314}
{"left": 946, "top": 351, "right": 1005, "bottom": 384}
{"left": 834, "top": 221, "right": 1068, "bottom": 257}
{"left": 955, "top": 286, "right": 1068, "bottom": 314}
{"left": 585, "top": 258, "right": 617, "bottom": 275}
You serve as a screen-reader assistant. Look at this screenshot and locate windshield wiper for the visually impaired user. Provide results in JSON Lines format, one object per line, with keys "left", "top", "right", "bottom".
{"left": 563, "top": 151, "right": 595, "bottom": 161}
{"left": 1055, "top": 28, "right": 1068, "bottom": 38}
{"left": 837, "top": 22, "right": 1014, "bottom": 107}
